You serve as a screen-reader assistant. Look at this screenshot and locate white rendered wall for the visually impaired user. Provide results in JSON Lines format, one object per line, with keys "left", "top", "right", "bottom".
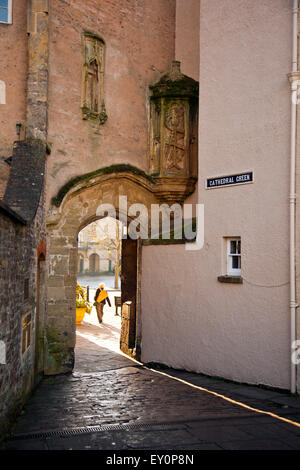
{"left": 141, "top": 0, "right": 292, "bottom": 390}
{"left": 175, "top": 0, "right": 200, "bottom": 206}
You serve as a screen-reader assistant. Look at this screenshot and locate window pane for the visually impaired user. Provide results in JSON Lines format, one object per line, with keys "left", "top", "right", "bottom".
{"left": 232, "top": 255, "right": 241, "bottom": 269}
{"left": 0, "top": 1, "right": 8, "bottom": 8}
{"left": 230, "top": 240, "right": 236, "bottom": 254}
{"left": 237, "top": 240, "right": 241, "bottom": 254}
{"left": 0, "top": 8, "right": 8, "bottom": 23}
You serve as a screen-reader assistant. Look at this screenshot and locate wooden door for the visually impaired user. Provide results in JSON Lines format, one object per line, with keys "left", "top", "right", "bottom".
{"left": 120, "top": 239, "right": 138, "bottom": 355}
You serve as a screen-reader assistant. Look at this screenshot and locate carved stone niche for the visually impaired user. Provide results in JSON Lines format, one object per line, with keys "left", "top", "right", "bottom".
{"left": 149, "top": 61, "right": 198, "bottom": 204}
{"left": 81, "top": 32, "right": 107, "bottom": 124}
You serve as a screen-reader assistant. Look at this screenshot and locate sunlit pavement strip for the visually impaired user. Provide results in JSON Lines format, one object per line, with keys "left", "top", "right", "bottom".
{"left": 109, "top": 347, "right": 300, "bottom": 432}
{"left": 76, "top": 330, "right": 123, "bottom": 356}
{"left": 82, "top": 305, "right": 300, "bottom": 432}
{"left": 2, "top": 296, "right": 300, "bottom": 450}
{"left": 144, "top": 367, "right": 300, "bottom": 431}
{"left": 55, "top": 299, "right": 300, "bottom": 433}
{"left": 76, "top": 289, "right": 124, "bottom": 355}
{"left": 83, "top": 296, "right": 300, "bottom": 433}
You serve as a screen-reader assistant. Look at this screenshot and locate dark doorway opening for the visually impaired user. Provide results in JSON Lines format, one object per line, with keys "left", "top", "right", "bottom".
{"left": 120, "top": 238, "right": 138, "bottom": 357}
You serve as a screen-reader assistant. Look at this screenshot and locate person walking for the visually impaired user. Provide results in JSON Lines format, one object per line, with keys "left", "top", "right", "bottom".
{"left": 94, "top": 283, "right": 111, "bottom": 324}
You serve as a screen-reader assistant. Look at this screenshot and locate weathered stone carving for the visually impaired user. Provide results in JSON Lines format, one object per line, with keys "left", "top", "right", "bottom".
{"left": 149, "top": 61, "right": 198, "bottom": 204}
{"left": 81, "top": 32, "right": 107, "bottom": 124}
{"left": 164, "top": 102, "right": 186, "bottom": 172}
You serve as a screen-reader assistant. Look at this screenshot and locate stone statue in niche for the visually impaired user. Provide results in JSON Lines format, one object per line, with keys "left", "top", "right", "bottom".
{"left": 148, "top": 61, "right": 198, "bottom": 204}
{"left": 86, "top": 59, "right": 99, "bottom": 113}
{"left": 164, "top": 103, "right": 186, "bottom": 172}
{"left": 82, "top": 33, "right": 107, "bottom": 124}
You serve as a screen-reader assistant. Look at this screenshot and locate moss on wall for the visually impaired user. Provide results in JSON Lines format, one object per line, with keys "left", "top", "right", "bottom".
{"left": 150, "top": 77, "right": 198, "bottom": 98}
{"left": 45, "top": 324, "right": 74, "bottom": 374}
{"left": 51, "top": 164, "right": 156, "bottom": 207}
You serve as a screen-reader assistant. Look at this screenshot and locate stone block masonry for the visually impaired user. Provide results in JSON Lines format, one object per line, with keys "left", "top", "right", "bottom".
{"left": 0, "top": 193, "right": 45, "bottom": 440}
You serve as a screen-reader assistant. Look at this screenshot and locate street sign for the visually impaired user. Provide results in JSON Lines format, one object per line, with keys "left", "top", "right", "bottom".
{"left": 206, "top": 171, "right": 253, "bottom": 189}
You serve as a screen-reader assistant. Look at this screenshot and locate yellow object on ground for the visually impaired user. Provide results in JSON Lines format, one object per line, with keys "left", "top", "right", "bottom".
{"left": 76, "top": 307, "right": 86, "bottom": 325}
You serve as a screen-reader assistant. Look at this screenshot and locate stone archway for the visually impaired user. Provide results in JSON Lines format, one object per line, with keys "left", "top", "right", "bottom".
{"left": 45, "top": 169, "right": 158, "bottom": 375}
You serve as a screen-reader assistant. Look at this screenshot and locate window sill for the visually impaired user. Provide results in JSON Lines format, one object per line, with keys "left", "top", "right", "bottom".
{"left": 218, "top": 275, "right": 243, "bottom": 284}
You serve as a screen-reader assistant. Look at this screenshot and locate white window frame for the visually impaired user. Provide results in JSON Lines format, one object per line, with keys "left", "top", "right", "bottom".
{"left": 227, "top": 237, "right": 241, "bottom": 276}
{"left": 0, "top": 0, "right": 12, "bottom": 25}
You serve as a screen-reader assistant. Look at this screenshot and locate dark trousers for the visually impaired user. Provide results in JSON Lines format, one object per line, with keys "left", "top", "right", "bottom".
{"left": 95, "top": 302, "right": 104, "bottom": 323}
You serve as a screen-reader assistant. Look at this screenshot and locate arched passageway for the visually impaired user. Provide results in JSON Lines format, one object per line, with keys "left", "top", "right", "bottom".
{"left": 45, "top": 169, "right": 158, "bottom": 375}
{"left": 75, "top": 216, "right": 123, "bottom": 371}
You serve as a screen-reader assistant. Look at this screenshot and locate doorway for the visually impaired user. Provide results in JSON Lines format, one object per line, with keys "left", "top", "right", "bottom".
{"left": 89, "top": 253, "right": 100, "bottom": 274}
{"left": 74, "top": 216, "right": 139, "bottom": 372}
{"left": 120, "top": 238, "right": 138, "bottom": 356}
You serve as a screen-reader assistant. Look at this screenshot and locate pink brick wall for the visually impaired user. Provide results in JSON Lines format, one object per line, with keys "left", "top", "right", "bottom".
{"left": 47, "top": 0, "right": 176, "bottom": 205}
{"left": 0, "top": 0, "right": 28, "bottom": 196}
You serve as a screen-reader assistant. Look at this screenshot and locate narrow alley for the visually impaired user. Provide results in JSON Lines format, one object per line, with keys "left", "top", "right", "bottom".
{"left": 2, "top": 299, "right": 300, "bottom": 451}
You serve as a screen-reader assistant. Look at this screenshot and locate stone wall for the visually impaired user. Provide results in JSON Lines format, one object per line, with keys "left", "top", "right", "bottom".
{"left": 0, "top": 0, "right": 49, "bottom": 438}
{"left": 0, "top": 197, "right": 46, "bottom": 440}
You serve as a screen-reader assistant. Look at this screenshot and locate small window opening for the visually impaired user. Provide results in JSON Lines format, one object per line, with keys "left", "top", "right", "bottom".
{"left": 0, "top": 1, "right": 12, "bottom": 25}
{"left": 22, "top": 313, "right": 31, "bottom": 354}
{"left": 227, "top": 238, "right": 241, "bottom": 276}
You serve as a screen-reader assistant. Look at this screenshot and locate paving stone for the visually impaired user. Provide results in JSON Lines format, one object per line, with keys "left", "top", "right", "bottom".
{"left": 270, "top": 396, "right": 300, "bottom": 409}
{"left": 3, "top": 439, "right": 48, "bottom": 451}
{"left": 219, "top": 438, "right": 296, "bottom": 450}
{"left": 3, "top": 316, "right": 300, "bottom": 450}
{"left": 187, "top": 424, "right": 252, "bottom": 443}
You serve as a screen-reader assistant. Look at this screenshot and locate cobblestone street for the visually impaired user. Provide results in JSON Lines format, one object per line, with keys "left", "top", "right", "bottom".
{"left": 2, "top": 302, "right": 300, "bottom": 451}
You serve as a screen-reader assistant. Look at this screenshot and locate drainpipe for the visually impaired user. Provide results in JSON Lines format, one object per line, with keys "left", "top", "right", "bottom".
{"left": 288, "top": 0, "right": 300, "bottom": 394}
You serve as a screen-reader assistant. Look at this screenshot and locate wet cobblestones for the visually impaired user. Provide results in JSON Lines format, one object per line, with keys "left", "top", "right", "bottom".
{"left": 2, "top": 316, "right": 300, "bottom": 450}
